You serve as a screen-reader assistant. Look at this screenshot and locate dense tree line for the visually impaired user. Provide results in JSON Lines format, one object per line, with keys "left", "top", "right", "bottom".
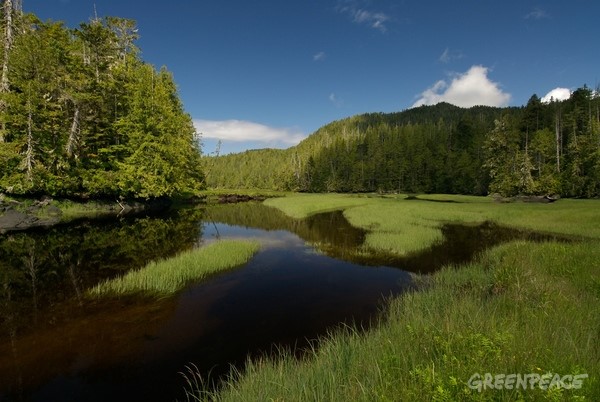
{"left": 0, "top": 4, "right": 203, "bottom": 199}
{"left": 208, "top": 90, "right": 600, "bottom": 197}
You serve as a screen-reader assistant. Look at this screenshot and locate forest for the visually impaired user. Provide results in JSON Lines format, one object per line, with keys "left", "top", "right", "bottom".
{"left": 0, "top": 2, "right": 204, "bottom": 199}
{"left": 207, "top": 89, "right": 600, "bottom": 198}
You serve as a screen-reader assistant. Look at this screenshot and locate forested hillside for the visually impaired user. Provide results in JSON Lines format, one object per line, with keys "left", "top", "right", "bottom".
{"left": 207, "top": 89, "right": 600, "bottom": 197}
{"left": 0, "top": 3, "right": 203, "bottom": 199}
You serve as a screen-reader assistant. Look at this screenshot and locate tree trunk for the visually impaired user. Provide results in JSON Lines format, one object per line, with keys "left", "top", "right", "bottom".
{"left": 1, "top": 0, "right": 12, "bottom": 93}
{"left": 65, "top": 105, "right": 80, "bottom": 158}
{"left": 25, "top": 96, "right": 34, "bottom": 181}
{"left": 555, "top": 104, "right": 561, "bottom": 173}
{"left": 0, "top": 0, "right": 14, "bottom": 142}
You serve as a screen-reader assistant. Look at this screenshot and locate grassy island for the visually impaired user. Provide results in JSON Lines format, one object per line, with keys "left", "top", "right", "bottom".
{"left": 89, "top": 240, "right": 260, "bottom": 298}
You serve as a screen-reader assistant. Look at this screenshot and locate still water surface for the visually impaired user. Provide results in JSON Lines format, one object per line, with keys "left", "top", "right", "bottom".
{"left": 0, "top": 202, "right": 559, "bottom": 401}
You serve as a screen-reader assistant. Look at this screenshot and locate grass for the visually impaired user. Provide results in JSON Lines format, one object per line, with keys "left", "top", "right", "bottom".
{"left": 364, "top": 227, "right": 443, "bottom": 256}
{"left": 265, "top": 194, "right": 600, "bottom": 256}
{"left": 193, "top": 240, "right": 599, "bottom": 402}
{"left": 88, "top": 240, "right": 260, "bottom": 298}
{"left": 184, "top": 193, "right": 600, "bottom": 401}
{"left": 263, "top": 193, "right": 369, "bottom": 219}
{"left": 54, "top": 199, "right": 122, "bottom": 221}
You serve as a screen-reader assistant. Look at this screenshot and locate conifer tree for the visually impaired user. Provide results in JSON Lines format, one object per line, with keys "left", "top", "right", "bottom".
{"left": 0, "top": 9, "right": 204, "bottom": 198}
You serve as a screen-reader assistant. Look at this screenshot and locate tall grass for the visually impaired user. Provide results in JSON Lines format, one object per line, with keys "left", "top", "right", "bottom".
{"left": 51, "top": 198, "right": 125, "bottom": 221}
{"left": 363, "top": 226, "right": 443, "bottom": 256}
{"left": 263, "top": 193, "right": 368, "bottom": 219}
{"left": 200, "top": 240, "right": 600, "bottom": 401}
{"left": 88, "top": 240, "right": 260, "bottom": 298}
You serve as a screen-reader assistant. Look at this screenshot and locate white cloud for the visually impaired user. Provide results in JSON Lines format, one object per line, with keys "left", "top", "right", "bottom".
{"left": 329, "top": 93, "right": 344, "bottom": 107}
{"left": 412, "top": 65, "right": 511, "bottom": 108}
{"left": 337, "top": 1, "right": 390, "bottom": 32}
{"left": 541, "top": 87, "right": 571, "bottom": 103}
{"left": 439, "top": 48, "right": 451, "bottom": 63}
{"left": 194, "top": 119, "right": 306, "bottom": 145}
{"left": 439, "top": 47, "right": 463, "bottom": 64}
{"left": 525, "top": 7, "right": 549, "bottom": 20}
{"left": 313, "top": 51, "right": 326, "bottom": 61}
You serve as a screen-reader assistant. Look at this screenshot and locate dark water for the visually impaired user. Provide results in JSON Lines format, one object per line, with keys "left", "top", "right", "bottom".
{"left": 0, "top": 202, "right": 563, "bottom": 401}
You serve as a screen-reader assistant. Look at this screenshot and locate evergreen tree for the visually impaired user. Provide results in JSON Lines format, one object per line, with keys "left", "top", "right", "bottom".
{"left": 0, "top": 9, "right": 203, "bottom": 198}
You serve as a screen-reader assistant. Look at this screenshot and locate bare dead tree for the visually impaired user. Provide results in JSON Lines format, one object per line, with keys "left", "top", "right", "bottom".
{"left": 198, "top": 139, "right": 221, "bottom": 188}
{"left": 22, "top": 93, "right": 34, "bottom": 181}
{"left": 1, "top": 0, "right": 13, "bottom": 94}
{"left": 0, "top": 0, "right": 14, "bottom": 142}
{"left": 65, "top": 105, "right": 81, "bottom": 158}
{"left": 555, "top": 101, "right": 561, "bottom": 173}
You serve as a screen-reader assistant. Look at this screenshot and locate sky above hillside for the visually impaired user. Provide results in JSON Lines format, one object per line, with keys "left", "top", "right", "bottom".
{"left": 29, "top": 0, "right": 599, "bottom": 154}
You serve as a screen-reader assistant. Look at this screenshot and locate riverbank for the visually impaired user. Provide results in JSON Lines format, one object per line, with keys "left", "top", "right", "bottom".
{"left": 0, "top": 195, "right": 173, "bottom": 233}
{"left": 187, "top": 193, "right": 600, "bottom": 401}
{"left": 0, "top": 190, "right": 288, "bottom": 233}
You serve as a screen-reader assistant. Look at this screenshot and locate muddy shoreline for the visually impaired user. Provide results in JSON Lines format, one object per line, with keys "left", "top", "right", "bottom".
{"left": 0, "top": 196, "right": 171, "bottom": 234}
{"left": 0, "top": 193, "right": 269, "bottom": 234}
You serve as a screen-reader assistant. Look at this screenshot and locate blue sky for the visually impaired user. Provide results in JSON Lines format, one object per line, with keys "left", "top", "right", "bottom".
{"left": 29, "top": 0, "right": 599, "bottom": 154}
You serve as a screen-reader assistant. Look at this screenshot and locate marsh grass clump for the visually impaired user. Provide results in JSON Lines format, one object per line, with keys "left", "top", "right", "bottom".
{"left": 264, "top": 193, "right": 367, "bottom": 219}
{"left": 362, "top": 225, "right": 443, "bottom": 256}
{"left": 88, "top": 240, "right": 260, "bottom": 298}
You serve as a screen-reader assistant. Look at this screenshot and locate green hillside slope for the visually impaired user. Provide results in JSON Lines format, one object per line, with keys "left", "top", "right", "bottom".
{"left": 206, "top": 89, "right": 600, "bottom": 197}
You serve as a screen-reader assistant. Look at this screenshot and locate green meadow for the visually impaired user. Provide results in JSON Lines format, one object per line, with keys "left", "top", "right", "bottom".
{"left": 88, "top": 240, "right": 260, "bottom": 298}
{"left": 265, "top": 194, "right": 600, "bottom": 255}
{"left": 186, "top": 193, "right": 600, "bottom": 401}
